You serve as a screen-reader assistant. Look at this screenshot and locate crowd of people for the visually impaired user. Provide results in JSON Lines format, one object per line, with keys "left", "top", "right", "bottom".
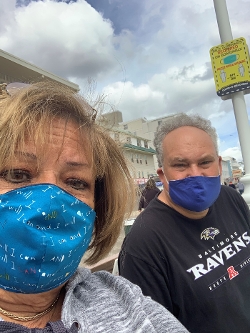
{"left": 0, "top": 81, "right": 248, "bottom": 333}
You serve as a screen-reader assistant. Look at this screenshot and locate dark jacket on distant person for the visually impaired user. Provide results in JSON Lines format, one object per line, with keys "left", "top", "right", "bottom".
{"left": 138, "top": 179, "right": 161, "bottom": 211}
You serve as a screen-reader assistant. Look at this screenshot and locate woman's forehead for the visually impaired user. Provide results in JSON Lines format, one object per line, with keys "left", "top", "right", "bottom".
{"left": 16, "top": 119, "right": 92, "bottom": 159}
{"left": 27, "top": 118, "right": 87, "bottom": 142}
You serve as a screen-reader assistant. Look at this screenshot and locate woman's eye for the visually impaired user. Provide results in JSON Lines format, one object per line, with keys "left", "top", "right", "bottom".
{"left": 1, "top": 169, "right": 31, "bottom": 183}
{"left": 66, "top": 178, "right": 88, "bottom": 190}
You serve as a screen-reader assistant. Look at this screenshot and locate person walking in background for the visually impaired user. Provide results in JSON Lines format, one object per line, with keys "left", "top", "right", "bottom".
{"left": 119, "top": 113, "right": 250, "bottom": 333}
{"left": 236, "top": 179, "right": 245, "bottom": 195}
{"left": 138, "top": 178, "right": 161, "bottom": 212}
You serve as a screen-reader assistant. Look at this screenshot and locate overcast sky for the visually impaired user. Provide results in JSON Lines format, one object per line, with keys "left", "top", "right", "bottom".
{"left": 1, "top": 0, "right": 250, "bottom": 163}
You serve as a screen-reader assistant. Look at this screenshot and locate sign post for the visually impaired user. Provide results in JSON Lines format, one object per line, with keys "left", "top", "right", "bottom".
{"left": 210, "top": 37, "right": 250, "bottom": 99}
{"left": 213, "top": 0, "right": 250, "bottom": 207}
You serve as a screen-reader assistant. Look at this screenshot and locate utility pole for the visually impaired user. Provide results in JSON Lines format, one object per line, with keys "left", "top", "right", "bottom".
{"left": 213, "top": 0, "right": 250, "bottom": 207}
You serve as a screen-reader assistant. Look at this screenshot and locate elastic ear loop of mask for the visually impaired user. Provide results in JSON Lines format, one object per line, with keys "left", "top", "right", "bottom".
{"left": 161, "top": 169, "right": 170, "bottom": 190}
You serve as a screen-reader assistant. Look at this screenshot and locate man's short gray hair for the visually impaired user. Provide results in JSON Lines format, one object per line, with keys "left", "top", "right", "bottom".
{"left": 153, "top": 113, "right": 219, "bottom": 167}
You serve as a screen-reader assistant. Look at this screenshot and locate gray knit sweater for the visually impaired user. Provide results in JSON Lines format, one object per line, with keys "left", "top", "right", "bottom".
{"left": 61, "top": 267, "right": 189, "bottom": 332}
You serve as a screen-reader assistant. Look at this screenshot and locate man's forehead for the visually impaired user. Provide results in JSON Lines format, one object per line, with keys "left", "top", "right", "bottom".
{"left": 163, "top": 126, "right": 214, "bottom": 147}
{"left": 162, "top": 131, "right": 217, "bottom": 159}
{"left": 167, "top": 153, "right": 217, "bottom": 162}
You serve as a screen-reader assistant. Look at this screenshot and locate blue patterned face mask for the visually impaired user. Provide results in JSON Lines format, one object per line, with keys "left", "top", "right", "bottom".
{"left": 166, "top": 175, "right": 221, "bottom": 212}
{"left": 0, "top": 184, "right": 95, "bottom": 294}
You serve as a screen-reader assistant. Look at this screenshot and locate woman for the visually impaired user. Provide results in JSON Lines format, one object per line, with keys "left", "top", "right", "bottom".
{"left": 138, "top": 178, "right": 161, "bottom": 212}
{"left": 0, "top": 82, "right": 188, "bottom": 332}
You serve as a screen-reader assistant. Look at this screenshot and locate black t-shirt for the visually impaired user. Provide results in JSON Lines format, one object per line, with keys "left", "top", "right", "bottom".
{"left": 119, "top": 185, "right": 250, "bottom": 333}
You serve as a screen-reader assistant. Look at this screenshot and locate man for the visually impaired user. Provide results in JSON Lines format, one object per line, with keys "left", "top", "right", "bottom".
{"left": 118, "top": 113, "right": 250, "bottom": 333}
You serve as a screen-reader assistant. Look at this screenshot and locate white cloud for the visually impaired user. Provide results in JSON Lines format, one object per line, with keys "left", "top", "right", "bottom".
{"left": 0, "top": 0, "right": 118, "bottom": 79}
{"left": 221, "top": 147, "right": 243, "bottom": 162}
{"left": 102, "top": 62, "right": 217, "bottom": 121}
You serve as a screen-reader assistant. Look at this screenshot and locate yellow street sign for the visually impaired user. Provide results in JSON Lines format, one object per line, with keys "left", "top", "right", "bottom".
{"left": 210, "top": 37, "right": 250, "bottom": 99}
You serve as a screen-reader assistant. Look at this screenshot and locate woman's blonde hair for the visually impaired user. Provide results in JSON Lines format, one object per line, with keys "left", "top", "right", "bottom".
{"left": 0, "top": 81, "right": 135, "bottom": 264}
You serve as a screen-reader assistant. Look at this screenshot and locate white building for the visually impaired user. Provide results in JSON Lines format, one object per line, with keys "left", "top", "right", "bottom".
{"left": 102, "top": 111, "right": 175, "bottom": 170}
{"left": 101, "top": 126, "right": 157, "bottom": 185}
{"left": 221, "top": 159, "right": 232, "bottom": 184}
{"left": 222, "top": 156, "right": 243, "bottom": 181}
{"left": 119, "top": 115, "right": 176, "bottom": 170}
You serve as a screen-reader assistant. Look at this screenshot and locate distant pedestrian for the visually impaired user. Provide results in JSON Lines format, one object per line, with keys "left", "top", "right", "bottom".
{"left": 138, "top": 178, "right": 161, "bottom": 212}
{"left": 237, "top": 180, "right": 245, "bottom": 195}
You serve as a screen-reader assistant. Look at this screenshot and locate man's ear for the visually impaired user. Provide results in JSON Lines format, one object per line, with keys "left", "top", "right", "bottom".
{"left": 157, "top": 168, "right": 165, "bottom": 183}
{"left": 218, "top": 156, "right": 222, "bottom": 175}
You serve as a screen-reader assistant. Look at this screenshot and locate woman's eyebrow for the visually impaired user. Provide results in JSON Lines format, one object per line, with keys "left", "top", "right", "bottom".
{"left": 65, "top": 161, "right": 90, "bottom": 168}
{"left": 14, "top": 151, "right": 37, "bottom": 160}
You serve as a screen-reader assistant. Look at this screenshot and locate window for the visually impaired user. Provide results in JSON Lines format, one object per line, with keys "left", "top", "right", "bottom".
{"left": 145, "top": 156, "right": 148, "bottom": 165}
{"left": 131, "top": 154, "right": 134, "bottom": 162}
{"left": 124, "top": 124, "right": 128, "bottom": 130}
{"left": 138, "top": 154, "right": 142, "bottom": 164}
{"left": 137, "top": 139, "right": 141, "bottom": 147}
{"left": 144, "top": 141, "right": 148, "bottom": 148}
{"left": 136, "top": 154, "right": 139, "bottom": 163}
{"left": 158, "top": 120, "right": 162, "bottom": 126}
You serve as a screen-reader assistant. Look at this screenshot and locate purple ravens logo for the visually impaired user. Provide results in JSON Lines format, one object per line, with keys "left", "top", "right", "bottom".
{"left": 201, "top": 227, "right": 220, "bottom": 240}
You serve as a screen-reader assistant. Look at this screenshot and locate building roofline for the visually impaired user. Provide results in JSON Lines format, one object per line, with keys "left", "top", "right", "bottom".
{"left": 123, "top": 143, "right": 156, "bottom": 153}
{"left": 110, "top": 127, "right": 151, "bottom": 141}
{"left": 0, "top": 49, "right": 79, "bottom": 92}
{"left": 119, "top": 117, "right": 147, "bottom": 125}
{"left": 119, "top": 113, "right": 176, "bottom": 125}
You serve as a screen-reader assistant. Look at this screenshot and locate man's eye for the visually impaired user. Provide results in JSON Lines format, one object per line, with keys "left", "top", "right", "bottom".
{"left": 1, "top": 170, "right": 31, "bottom": 183}
{"left": 66, "top": 178, "right": 88, "bottom": 190}
{"left": 173, "top": 164, "right": 186, "bottom": 168}
{"left": 201, "top": 161, "right": 212, "bottom": 165}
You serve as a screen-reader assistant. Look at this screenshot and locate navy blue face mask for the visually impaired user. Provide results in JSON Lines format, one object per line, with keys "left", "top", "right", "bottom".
{"left": 166, "top": 175, "right": 221, "bottom": 212}
{"left": 0, "top": 184, "right": 95, "bottom": 294}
